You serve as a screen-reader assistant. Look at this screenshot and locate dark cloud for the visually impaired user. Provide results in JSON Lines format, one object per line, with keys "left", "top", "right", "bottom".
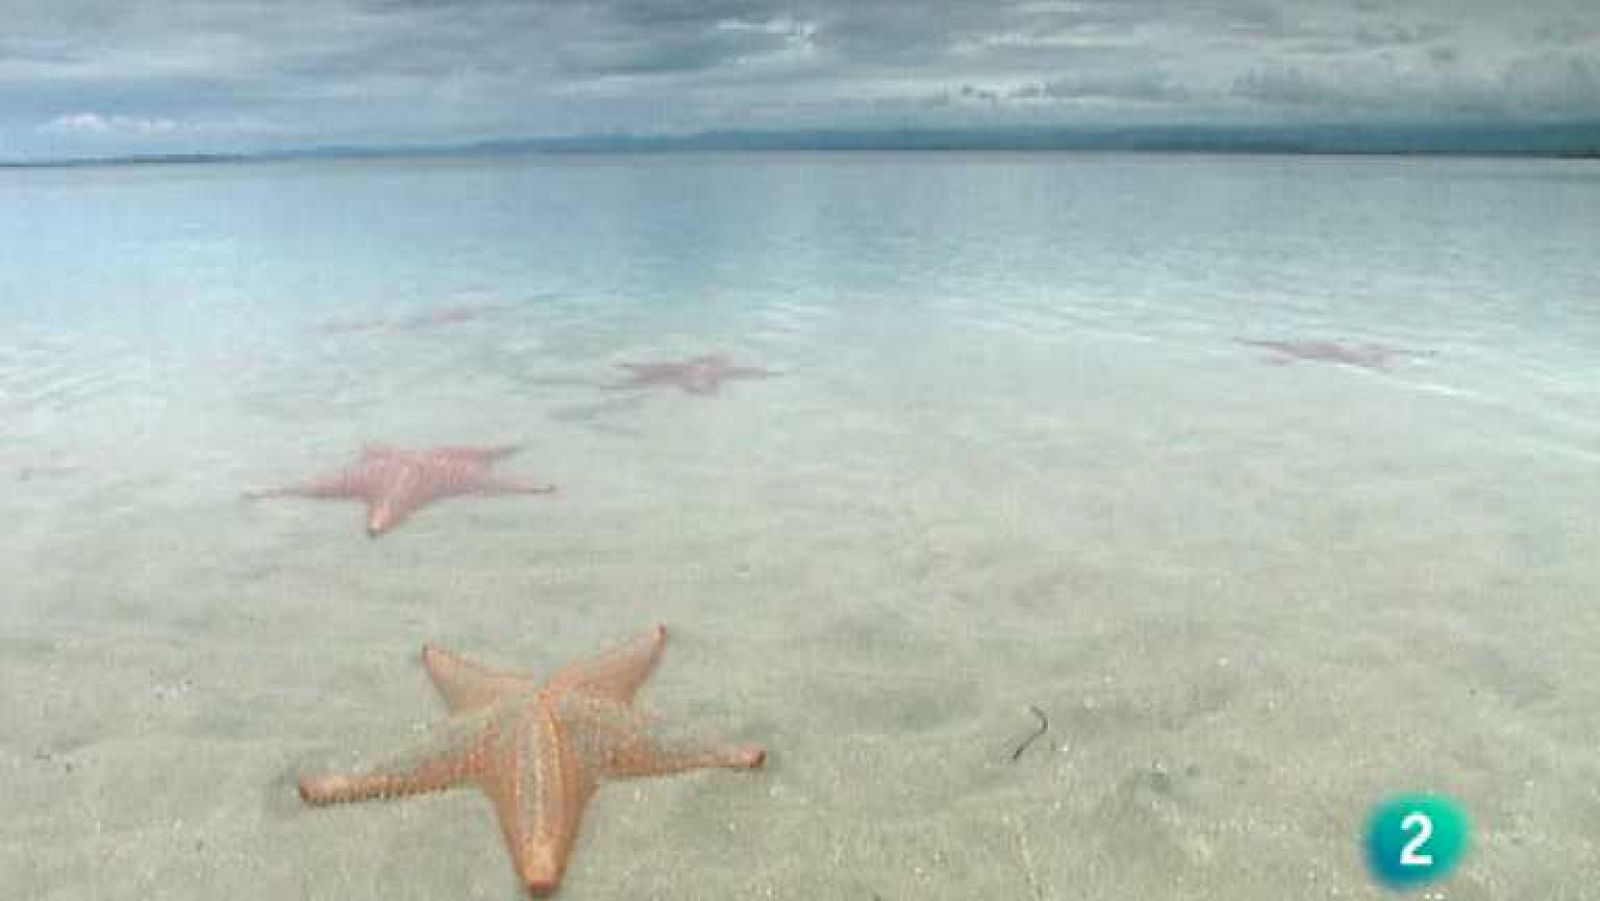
{"left": 1502, "top": 52, "right": 1600, "bottom": 113}
{"left": 1025, "top": 70, "right": 1186, "bottom": 103}
{"left": 1428, "top": 45, "right": 1461, "bottom": 64}
{"left": 2, "top": 0, "right": 1597, "bottom": 159}
{"left": 1229, "top": 47, "right": 1600, "bottom": 119}
{"left": 554, "top": 14, "right": 807, "bottom": 75}
{"left": 1353, "top": 21, "right": 1450, "bottom": 47}
{"left": 1533, "top": 16, "right": 1600, "bottom": 45}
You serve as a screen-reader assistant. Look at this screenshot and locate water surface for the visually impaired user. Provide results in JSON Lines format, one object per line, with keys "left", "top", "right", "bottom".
{"left": 1, "top": 152, "right": 1597, "bottom": 899}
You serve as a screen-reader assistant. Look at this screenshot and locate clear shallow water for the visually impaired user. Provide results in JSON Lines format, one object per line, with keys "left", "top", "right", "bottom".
{"left": 3, "top": 154, "right": 1597, "bottom": 440}
{"left": 4, "top": 154, "right": 1598, "bottom": 348}
{"left": 1, "top": 153, "right": 1597, "bottom": 899}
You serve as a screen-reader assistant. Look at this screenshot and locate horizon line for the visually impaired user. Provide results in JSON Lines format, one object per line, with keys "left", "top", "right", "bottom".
{"left": 6, "top": 120, "right": 1599, "bottom": 168}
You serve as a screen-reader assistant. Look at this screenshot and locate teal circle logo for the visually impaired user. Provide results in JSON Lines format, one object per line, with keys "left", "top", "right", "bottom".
{"left": 1365, "top": 794, "right": 1469, "bottom": 889}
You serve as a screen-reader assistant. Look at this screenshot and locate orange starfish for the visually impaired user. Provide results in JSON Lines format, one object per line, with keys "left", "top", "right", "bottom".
{"left": 246, "top": 444, "right": 555, "bottom": 537}
{"left": 298, "top": 624, "right": 766, "bottom": 895}
{"left": 613, "top": 352, "right": 778, "bottom": 396}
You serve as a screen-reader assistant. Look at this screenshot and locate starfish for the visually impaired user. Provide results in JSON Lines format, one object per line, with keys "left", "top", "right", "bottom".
{"left": 5, "top": 458, "right": 82, "bottom": 481}
{"left": 398, "top": 302, "right": 503, "bottom": 329}
{"left": 298, "top": 624, "right": 766, "bottom": 895}
{"left": 315, "top": 314, "right": 390, "bottom": 335}
{"left": 1235, "top": 338, "right": 1433, "bottom": 372}
{"left": 316, "top": 303, "right": 503, "bottom": 335}
{"left": 612, "top": 353, "right": 778, "bottom": 396}
{"left": 245, "top": 444, "right": 555, "bottom": 537}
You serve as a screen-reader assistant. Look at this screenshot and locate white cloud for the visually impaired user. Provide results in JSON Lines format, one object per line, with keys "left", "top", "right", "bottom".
{"left": 33, "top": 110, "right": 292, "bottom": 153}
{"left": 41, "top": 111, "right": 178, "bottom": 136}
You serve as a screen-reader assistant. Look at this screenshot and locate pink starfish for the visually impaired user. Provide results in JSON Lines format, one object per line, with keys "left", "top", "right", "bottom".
{"left": 315, "top": 303, "right": 502, "bottom": 335}
{"left": 245, "top": 444, "right": 555, "bottom": 537}
{"left": 315, "top": 315, "right": 390, "bottom": 335}
{"left": 397, "top": 302, "right": 503, "bottom": 329}
{"left": 613, "top": 353, "right": 778, "bottom": 396}
{"left": 298, "top": 624, "right": 765, "bottom": 894}
{"left": 1236, "top": 338, "right": 1433, "bottom": 372}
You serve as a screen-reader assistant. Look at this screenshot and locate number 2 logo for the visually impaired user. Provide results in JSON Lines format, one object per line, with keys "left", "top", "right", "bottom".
{"left": 1365, "top": 794, "right": 1467, "bottom": 888}
{"left": 1398, "top": 812, "right": 1434, "bottom": 866}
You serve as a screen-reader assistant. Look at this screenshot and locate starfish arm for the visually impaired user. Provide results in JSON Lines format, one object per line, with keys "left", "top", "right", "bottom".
{"left": 298, "top": 739, "right": 484, "bottom": 806}
{"left": 1235, "top": 339, "right": 1292, "bottom": 363}
{"left": 430, "top": 444, "right": 521, "bottom": 463}
{"left": 606, "top": 369, "right": 668, "bottom": 391}
{"left": 243, "top": 468, "right": 373, "bottom": 500}
{"left": 422, "top": 644, "right": 538, "bottom": 713}
{"left": 299, "top": 761, "right": 466, "bottom": 806}
{"left": 466, "top": 475, "right": 559, "bottom": 496}
{"left": 726, "top": 366, "right": 778, "bottom": 379}
{"left": 482, "top": 703, "right": 597, "bottom": 894}
{"left": 364, "top": 466, "right": 432, "bottom": 535}
{"left": 607, "top": 734, "right": 766, "bottom": 778}
{"left": 613, "top": 363, "right": 681, "bottom": 387}
{"left": 547, "top": 624, "right": 667, "bottom": 703}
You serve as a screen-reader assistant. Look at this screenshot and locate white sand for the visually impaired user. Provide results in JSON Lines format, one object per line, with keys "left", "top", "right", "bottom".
{"left": 3, "top": 322, "right": 1598, "bottom": 900}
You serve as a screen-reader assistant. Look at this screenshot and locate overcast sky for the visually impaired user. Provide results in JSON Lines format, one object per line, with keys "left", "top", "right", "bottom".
{"left": 4, "top": 0, "right": 1598, "bottom": 158}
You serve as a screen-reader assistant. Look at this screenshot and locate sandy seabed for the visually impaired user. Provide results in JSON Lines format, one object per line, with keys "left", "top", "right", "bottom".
{"left": 2, "top": 324, "right": 1598, "bottom": 900}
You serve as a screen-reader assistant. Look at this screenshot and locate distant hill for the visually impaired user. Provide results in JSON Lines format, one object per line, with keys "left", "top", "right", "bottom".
{"left": 6, "top": 121, "right": 1598, "bottom": 168}
{"left": 469, "top": 121, "right": 1600, "bottom": 157}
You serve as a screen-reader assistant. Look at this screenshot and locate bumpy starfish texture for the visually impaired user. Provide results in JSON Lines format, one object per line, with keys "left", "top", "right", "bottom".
{"left": 614, "top": 353, "right": 778, "bottom": 396}
{"left": 1236, "top": 338, "right": 1433, "bottom": 372}
{"left": 298, "top": 625, "right": 765, "bottom": 895}
{"left": 246, "top": 444, "right": 555, "bottom": 537}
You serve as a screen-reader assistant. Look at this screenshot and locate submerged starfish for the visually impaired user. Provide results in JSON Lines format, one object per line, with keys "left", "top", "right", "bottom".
{"left": 7, "top": 459, "right": 82, "bottom": 481}
{"left": 245, "top": 444, "right": 555, "bottom": 537}
{"left": 298, "top": 624, "right": 766, "bottom": 895}
{"left": 612, "top": 353, "right": 778, "bottom": 396}
{"left": 316, "top": 303, "right": 503, "bottom": 335}
{"left": 397, "top": 302, "right": 504, "bottom": 330}
{"left": 1236, "top": 338, "right": 1433, "bottom": 372}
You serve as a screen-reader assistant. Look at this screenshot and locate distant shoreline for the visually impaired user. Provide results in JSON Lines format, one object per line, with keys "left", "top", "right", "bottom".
{"left": 6, "top": 122, "right": 1598, "bottom": 169}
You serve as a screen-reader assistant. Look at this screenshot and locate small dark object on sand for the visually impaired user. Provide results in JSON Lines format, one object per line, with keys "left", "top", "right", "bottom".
{"left": 1010, "top": 706, "right": 1050, "bottom": 762}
